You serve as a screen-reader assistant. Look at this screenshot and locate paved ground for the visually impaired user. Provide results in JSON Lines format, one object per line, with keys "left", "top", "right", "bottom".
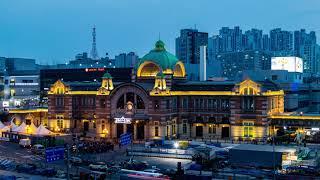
{"left": 0, "top": 141, "right": 192, "bottom": 179}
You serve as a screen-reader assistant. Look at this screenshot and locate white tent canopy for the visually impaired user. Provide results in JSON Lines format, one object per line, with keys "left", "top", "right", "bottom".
{"left": 0, "top": 126, "right": 10, "bottom": 132}
{"left": 13, "top": 122, "right": 27, "bottom": 133}
{"left": 36, "top": 124, "right": 52, "bottom": 135}
{"left": 29, "top": 122, "right": 37, "bottom": 133}
{"left": 0, "top": 121, "right": 5, "bottom": 129}
{"left": 11, "top": 121, "right": 18, "bottom": 131}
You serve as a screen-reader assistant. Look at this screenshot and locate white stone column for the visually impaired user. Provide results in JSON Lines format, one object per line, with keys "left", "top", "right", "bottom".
{"left": 134, "top": 124, "right": 137, "bottom": 140}
{"left": 144, "top": 123, "right": 148, "bottom": 140}
{"left": 124, "top": 124, "right": 127, "bottom": 134}
{"left": 112, "top": 123, "right": 116, "bottom": 138}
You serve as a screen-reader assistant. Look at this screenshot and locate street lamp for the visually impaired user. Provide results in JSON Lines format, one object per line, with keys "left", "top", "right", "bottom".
{"left": 174, "top": 142, "right": 179, "bottom": 149}
{"left": 102, "top": 128, "right": 109, "bottom": 138}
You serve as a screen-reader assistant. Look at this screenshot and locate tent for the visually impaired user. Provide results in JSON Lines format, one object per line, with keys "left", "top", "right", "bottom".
{"left": 29, "top": 123, "right": 38, "bottom": 134}
{"left": 35, "top": 124, "right": 52, "bottom": 136}
{"left": 0, "top": 121, "right": 5, "bottom": 129}
{"left": 10, "top": 121, "right": 18, "bottom": 131}
{"left": 0, "top": 126, "right": 10, "bottom": 132}
{"left": 12, "top": 122, "right": 27, "bottom": 133}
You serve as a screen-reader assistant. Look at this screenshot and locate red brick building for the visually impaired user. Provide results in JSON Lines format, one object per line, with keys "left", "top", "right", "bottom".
{"left": 47, "top": 40, "right": 284, "bottom": 141}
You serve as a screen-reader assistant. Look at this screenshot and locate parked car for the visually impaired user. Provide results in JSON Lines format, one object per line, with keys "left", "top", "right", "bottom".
{"left": 89, "top": 162, "right": 108, "bottom": 172}
{"left": 144, "top": 169, "right": 161, "bottom": 173}
{"left": 16, "top": 163, "right": 37, "bottom": 173}
{"left": 69, "top": 156, "right": 82, "bottom": 165}
{"left": 19, "top": 139, "right": 31, "bottom": 148}
{"left": 44, "top": 168, "right": 57, "bottom": 177}
{"left": 31, "top": 144, "right": 45, "bottom": 155}
{"left": 55, "top": 170, "right": 66, "bottom": 179}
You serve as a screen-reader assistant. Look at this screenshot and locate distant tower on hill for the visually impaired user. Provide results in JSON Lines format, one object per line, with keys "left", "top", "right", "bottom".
{"left": 90, "top": 25, "right": 99, "bottom": 60}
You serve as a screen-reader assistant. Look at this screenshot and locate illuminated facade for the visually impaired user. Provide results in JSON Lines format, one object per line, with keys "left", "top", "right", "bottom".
{"left": 47, "top": 40, "right": 285, "bottom": 141}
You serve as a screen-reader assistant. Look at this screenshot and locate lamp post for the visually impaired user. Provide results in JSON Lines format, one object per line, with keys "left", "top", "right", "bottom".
{"left": 174, "top": 142, "right": 179, "bottom": 158}
{"left": 102, "top": 128, "right": 108, "bottom": 138}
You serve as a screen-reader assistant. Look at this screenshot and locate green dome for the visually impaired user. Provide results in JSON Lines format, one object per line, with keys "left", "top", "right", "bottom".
{"left": 102, "top": 72, "right": 112, "bottom": 79}
{"left": 137, "top": 40, "right": 179, "bottom": 71}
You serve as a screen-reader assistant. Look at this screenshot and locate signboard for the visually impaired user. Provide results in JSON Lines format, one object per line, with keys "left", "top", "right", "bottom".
{"left": 271, "top": 57, "right": 303, "bottom": 73}
{"left": 0, "top": 137, "right": 9, "bottom": 141}
{"left": 45, "top": 146, "right": 65, "bottom": 163}
{"left": 85, "top": 68, "right": 105, "bottom": 72}
{"left": 2, "top": 101, "right": 9, "bottom": 107}
{"left": 120, "top": 133, "right": 132, "bottom": 146}
{"left": 115, "top": 116, "right": 132, "bottom": 124}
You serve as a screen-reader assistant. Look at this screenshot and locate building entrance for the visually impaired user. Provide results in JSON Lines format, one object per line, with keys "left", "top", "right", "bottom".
{"left": 221, "top": 126, "right": 230, "bottom": 138}
{"left": 83, "top": 121, "right": 89, "bottom": 132}
{"left": 117, "top": 124, "right": 124, "bottom": 138}
{"left": 196, "top": 126, "right": 203, "bottom": 137}
{"left": 136, "top": 122, "right": 144, "bottom": 140}
{"left": 127, "top": 124, "right": 134, "bottom": 137}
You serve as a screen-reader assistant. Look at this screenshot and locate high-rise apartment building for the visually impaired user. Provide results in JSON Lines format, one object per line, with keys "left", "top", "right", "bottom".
{"left": 270, "top": 28, "right": 293, "bottom": 56}
{"left": 115, "top": 52, "right": 138, "bottom": 68}
{"left": 262, "top": 34, "right": 270, "bottom": 51}
{"left": 208, "top": 35, "right": 221, "bottom": 63}
{"left": 176, "top": 29, "right": 208, "bottom": 64}
{"left": 294, "top": 29, "right": 317, "bottom": 73}
{"left": 219, "top": 26, "right": 243, "bottom": 52}
{"left": 243, "top": 29, "right": 263, "bottom": 50}
{"left": 217, "top": 50, "right": 272, "bottom": 80}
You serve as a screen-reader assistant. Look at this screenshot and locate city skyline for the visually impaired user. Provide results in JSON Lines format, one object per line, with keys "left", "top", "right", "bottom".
{"left": 1, "top": 0, "right": 320, "bottom": 64}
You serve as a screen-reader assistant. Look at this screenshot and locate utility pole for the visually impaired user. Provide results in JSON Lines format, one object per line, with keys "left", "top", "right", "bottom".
{"left": 66, "top": 144, "right": 70, "bottom": 180}
{"left": 272, "top": 125, "right": 276, "bottom": 180}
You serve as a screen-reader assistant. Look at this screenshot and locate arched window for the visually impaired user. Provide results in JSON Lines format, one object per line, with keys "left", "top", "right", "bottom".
{"left": 116, "top": 93, "right": 145, "bottom": 109}
{"left": 136, "top": 95, "right": 145, "bottom": 109}
{"left": 116, "top": 95, "right": 125, "bottom": 109}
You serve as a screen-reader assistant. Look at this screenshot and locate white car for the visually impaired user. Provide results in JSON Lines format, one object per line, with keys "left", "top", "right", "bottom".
{"left": 31, "top": 144, "right": 45, "bottom": 155}
{"left": 89, "top": 163, "right": 108, "bottom": 172}
{"left": 19, "top": 139, "right": 31, "bottom": 148}
{"left": 143, "top": 169, "right": 160, "bottom": 173}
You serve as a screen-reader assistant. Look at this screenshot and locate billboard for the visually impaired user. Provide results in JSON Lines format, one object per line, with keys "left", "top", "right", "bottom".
{"left": 271, "top": 57, "right": 303, "bottom": 73}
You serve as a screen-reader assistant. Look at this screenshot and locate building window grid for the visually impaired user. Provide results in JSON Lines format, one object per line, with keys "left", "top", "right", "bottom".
{"left": 56, "top": 115, "right": 64, "bottom": 129}
{"left": 208, "top": 124, "right": 216, "bottom": 134}
{"left": 243, "top": 122, "right": 254, "bottom": 138}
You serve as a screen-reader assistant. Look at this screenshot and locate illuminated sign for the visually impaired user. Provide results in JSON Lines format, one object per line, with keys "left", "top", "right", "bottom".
{"left": 271, "top": 57, "right": 303, "bottom": 73}
{"left": 10, "top": 83, "right": 39, "bottom": 86}
{"left": 2, "top": 101, "right": 9, "bottom": 107}
{"left": 85, "top": 68, "right": 105, "bottom": 72}
{"left": 115, "top": 116, "right": 132, "bottom": 124}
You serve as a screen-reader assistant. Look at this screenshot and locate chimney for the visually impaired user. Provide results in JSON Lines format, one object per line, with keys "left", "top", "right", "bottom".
{"left": 199, "top": 45, "right": 207, "bottom": 81}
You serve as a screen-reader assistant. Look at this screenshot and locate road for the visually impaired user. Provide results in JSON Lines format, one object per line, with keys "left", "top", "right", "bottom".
{"left": 0, "top": 141, "right": 192, "bottom": 178}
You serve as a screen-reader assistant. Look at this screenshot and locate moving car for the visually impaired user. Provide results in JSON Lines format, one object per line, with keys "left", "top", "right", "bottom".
{"left": 31, "top": 144, "right": 45, "bottom": 155}
{"left": 69, "top": 156, "right": 82, "bottom": 165}
{"left": 89, "top": 162, "right": 108, "bottom": 172}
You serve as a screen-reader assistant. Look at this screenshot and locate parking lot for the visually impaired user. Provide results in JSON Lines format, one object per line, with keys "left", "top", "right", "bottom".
{"left": 0, "top": 141, "right": 192, "bottom": 179}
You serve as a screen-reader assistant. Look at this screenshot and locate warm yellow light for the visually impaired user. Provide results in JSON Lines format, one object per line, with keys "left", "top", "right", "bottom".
{"left": 136, "top": 120, "right": 139, "bottom": 124}
{"left": 26, "top": 126, "right": 30, "bottom": 134}
{"left": 102, "top": 128, "right": 108, "bottom": 134}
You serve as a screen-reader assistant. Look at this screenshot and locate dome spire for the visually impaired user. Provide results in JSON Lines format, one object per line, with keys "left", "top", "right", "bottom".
{"left": 155, "top": 40, "right": 165, "bottom": 51}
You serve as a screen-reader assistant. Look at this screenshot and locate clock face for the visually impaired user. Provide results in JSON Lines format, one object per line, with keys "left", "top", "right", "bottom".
{"left": 127, "top": 103, "right": 133, "bottom": 110}
{"left": 126, "top": 101, "right": 133, "bottom": 111}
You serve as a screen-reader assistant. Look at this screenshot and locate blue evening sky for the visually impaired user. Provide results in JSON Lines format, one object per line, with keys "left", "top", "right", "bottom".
{"left": 0, "top": 0, "right": 320, "bottom": 64}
